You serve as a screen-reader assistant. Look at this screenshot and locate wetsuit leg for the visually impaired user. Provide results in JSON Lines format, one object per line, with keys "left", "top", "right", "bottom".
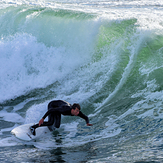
{"left": 31, "top": 115, "right": 55, "bottom": 129}
{"left": 33, "top": 113, "right": 61, "bottom": 130}
{"left": 47, "top": 111, "right": 55, "bottom": 131}
{"left": 48, "top": 113, "right": 61, "bottom": 130}
{"left": 54, "top": 114, "right": 61, "bottom": 128}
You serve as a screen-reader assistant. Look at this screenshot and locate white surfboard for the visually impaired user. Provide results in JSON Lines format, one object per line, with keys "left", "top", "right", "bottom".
{"left": 11, "top": 123, "right": 50, "bottom": 141}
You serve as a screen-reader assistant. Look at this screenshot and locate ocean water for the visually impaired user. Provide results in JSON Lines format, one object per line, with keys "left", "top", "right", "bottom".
{"left": 1, "top": 0, "right": 163, "bottom": 162}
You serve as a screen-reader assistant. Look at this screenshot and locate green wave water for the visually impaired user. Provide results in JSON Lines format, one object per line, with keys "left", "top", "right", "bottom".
{"left": 1, "top": 2, "right": 163, "bottom": 162}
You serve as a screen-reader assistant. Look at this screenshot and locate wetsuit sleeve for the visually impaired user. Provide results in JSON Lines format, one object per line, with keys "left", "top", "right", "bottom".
{"left": 42, "top": 107, "right": 60, "bottom": 119}
{"left": 78, "top": 111, "right": 89, "bottom": 124}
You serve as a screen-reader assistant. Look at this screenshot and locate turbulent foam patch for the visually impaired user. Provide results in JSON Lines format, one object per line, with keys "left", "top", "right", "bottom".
{"left": 0, "top": 110, "right": 24, "bottom": 123}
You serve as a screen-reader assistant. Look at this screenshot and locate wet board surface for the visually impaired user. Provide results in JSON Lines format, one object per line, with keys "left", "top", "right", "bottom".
{"left": 11, "top": 123, "right": 49, "bottom": 141}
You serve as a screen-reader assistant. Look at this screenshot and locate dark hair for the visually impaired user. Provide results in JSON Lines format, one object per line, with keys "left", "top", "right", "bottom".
{"left": 72, "top": 103, "right": 81, "bottom": 110}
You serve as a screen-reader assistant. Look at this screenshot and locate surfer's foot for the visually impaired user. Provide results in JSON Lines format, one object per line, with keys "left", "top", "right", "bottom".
{"left": 30, "top": 126, "right": 36, "bottom": 136}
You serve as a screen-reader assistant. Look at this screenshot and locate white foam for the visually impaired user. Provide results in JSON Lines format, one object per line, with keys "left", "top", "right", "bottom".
{"left": 25, "top": 102, "right": 47, "bottom": 123}
{"left": 0, "top": 110, "right": 24, "bottom": 123}
{"left": 0, "top": 25, "right": 97, "bottom": 103}
{"left": 0, "top": 137, "right": 19, "bottom": 147}
{"left": 0, "top": 34, "right": 68, "bottom": 102}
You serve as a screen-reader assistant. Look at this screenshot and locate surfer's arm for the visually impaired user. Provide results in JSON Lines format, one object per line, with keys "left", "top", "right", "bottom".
{"left": 78, "top": 111, "right": 93, "bottom": 126}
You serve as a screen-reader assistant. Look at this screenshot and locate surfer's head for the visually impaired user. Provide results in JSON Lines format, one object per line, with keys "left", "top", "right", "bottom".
{"left": 72, "top": 103, "right": 81, "bottom": 110}
{"left": 71, "top": 103, "right": 81, "bottom": 116}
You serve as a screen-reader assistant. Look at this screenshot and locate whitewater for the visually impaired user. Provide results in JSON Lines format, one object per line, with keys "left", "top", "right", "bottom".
{"left": 1, "top": 0, "right": 163, "bottom": 162}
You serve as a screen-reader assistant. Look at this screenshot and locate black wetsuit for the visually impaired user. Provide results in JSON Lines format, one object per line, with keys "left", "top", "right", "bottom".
{"left": 32, "top": 100, "right": 89, "bottom": 131}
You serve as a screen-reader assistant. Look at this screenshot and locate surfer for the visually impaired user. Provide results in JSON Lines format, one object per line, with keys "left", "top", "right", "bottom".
{"left": 30, "top": 100, "right": 93, "bottom": 136}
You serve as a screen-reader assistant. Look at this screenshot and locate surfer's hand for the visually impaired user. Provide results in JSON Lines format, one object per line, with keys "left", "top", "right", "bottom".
{"left": 87, "top": 123, "right": 93, "bottom": 126}
{"left": 39, "top": 118, "right": 44, "bottom": 126}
